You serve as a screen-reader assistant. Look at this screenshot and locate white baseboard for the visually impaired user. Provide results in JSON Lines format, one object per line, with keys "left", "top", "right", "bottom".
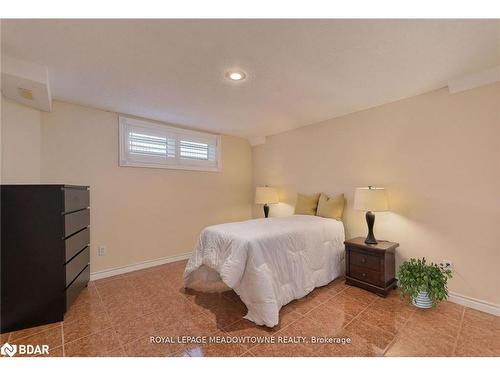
{"left": 448, "top": 291, "right": 500, "bottom": 316}
{"left": 90, "top": 252, "right": 191, "bottom": 281}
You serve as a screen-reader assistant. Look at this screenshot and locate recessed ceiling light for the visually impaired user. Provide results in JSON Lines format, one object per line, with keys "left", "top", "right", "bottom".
{"left": 226, "top": 71, "right": 246, "bottom": 81}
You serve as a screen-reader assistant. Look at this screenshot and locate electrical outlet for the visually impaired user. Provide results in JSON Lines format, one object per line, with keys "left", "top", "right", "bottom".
{"left": 439, "top": 260, "right": 453, "bottom": 272}
{"left": 98, "top": 245, "right": 107, "bottom": 257}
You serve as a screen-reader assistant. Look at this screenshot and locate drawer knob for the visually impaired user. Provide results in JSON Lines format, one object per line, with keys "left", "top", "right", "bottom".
{"left": 362, "top": 272, "right": 366, "bottom": 277}
{"left": 361, "top": 257, "right": 366, "bottom": 263}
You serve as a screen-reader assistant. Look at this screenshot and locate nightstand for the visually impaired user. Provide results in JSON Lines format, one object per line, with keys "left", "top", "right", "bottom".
{"left": 344, "top": 237, "right": 398, "bottom": 297}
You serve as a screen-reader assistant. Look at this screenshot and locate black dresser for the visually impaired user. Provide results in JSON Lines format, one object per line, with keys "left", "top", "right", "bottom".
{"left": 1, "top": 185, "right": 90, "bottom": 333}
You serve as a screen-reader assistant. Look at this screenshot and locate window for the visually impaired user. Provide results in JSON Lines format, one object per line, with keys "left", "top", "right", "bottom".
{"left": 119, "top": 116, "right": 221, "bottom": 172}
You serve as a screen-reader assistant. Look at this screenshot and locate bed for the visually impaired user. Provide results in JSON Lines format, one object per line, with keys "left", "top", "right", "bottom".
{"left": 183, "top": 214, "right": 345, "bottom": 327}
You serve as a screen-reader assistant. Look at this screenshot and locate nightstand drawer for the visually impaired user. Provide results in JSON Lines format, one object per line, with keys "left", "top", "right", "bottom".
{"left": 350, "top": 250, "right": 381, "bottom": 271}
{"left": 350, "top": 264, "right": 384, "bottom": 287}
{"left": 345, "top": 237, "right": 399, "bottom": 297}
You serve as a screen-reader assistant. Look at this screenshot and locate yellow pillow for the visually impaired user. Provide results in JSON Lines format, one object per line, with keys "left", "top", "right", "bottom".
{"left": 294, "top": 193, "right": 320, "bottom": 215}
{"left": 316, "top": 193, "right": 345, "bottom": 220}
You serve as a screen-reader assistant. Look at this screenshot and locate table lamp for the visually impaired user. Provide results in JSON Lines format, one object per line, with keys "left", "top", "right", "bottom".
{"left": 255, "top": 186, "right": 279, "bottom": 218}
{"left": 354, "top": 186, "right": 388, "bottom": 244}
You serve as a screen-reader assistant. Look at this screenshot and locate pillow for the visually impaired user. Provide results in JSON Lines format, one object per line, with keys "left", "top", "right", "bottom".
{"left": 294, "top": 193, "right": 320, "bottom": 215}
{"left": 316, "top": 193, "right": 345, "bottom": 220}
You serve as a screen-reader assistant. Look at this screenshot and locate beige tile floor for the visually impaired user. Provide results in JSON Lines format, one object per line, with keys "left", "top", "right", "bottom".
{"left": 2, "top": 259, "right": 499, "bottom": 357}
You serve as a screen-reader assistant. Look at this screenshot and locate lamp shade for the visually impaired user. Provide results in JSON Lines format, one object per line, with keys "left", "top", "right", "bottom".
{"left": 354, "top": 187, "right": 388, "bottom": 212}
{"left": 255, "top": 187, "right": 279, "bottom": 204}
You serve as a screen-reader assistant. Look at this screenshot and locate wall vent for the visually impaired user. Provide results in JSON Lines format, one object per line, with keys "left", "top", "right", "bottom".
{"left": 17, "top": 87, "right": 34, "bottom": 100}
{"left": 1, "top": 56, "right": 52, "bottom": 111}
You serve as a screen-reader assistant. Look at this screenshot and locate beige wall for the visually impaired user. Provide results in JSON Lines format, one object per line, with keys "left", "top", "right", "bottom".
{"left": 1, "top": 96, "right": 41, "bottom": 183}
{"left": 253, "top": 83, "right": 500, "bottom": 305}
{"left": 36, "top": 101, "right": 253, "bottom": 273}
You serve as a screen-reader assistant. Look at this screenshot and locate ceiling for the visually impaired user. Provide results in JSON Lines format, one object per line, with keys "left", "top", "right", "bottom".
{"left": 2, "top": 19, "right": 499, "bottom": 139}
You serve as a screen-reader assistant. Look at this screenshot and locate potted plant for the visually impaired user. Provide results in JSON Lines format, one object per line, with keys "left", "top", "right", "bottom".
{"left": 396, "top": 257, "right": 452, "bottom": 308}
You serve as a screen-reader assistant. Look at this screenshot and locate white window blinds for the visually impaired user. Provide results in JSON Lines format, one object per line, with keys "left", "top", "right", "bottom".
{"left": 119, "top": 116, "right": 221, "bottom": 171}
{"left": 129, "top": 132, "right": 176, "bottom": 158}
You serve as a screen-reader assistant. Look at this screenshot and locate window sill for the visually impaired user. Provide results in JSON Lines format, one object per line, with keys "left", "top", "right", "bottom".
{"left": 119, "top": 160, "right": 222, "bottom": 172}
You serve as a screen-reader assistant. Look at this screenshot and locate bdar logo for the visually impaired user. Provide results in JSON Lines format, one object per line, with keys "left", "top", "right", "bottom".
{"left": 0, "top": 342, "right": 48, "bottom": 356}
{"left": 1, "top": 342, "right": 17, "bottom": 357}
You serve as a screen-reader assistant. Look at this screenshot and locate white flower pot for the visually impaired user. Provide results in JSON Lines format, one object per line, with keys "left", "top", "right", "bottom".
{"left": 412, "top": 291, "right": 433, "bottom": 308}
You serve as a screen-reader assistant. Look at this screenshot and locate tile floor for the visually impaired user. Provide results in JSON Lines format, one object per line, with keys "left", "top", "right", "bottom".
{"left": 2, "top": 259, "right": 499, "bottom": 357}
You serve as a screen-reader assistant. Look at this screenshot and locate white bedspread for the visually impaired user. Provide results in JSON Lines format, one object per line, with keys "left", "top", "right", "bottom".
{"left": 183, "top": 215, "right": 345, "bottom": 327}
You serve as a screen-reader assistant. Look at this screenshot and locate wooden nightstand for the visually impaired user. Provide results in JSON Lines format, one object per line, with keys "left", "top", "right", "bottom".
{"left": 344, "top": 237, "right": 398, "bottom": 297}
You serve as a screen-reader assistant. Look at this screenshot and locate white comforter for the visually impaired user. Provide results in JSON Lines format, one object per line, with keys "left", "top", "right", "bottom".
{"left": 183, "top": 215, "right": 345, "bottom": 327}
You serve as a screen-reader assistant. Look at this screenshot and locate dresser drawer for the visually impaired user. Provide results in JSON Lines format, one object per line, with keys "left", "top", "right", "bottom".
{"left": 65, "top": 227, "right": 90, "bottom": 262}
{"left": 65, "top": 246, "right": 90, "bottom": 287}
{"left": 64, "top": 187, "right": 89, "bottom": 213}
{"left": 64, "top": 209, "right": 89, "bottom": 237}
{"left": 350, "top": 264, "right": 384, "bottom": 287}
{"left": 65, "top": 265, "right": 90, "bottom": 311}
{"left": 350, "top": 250, "right": 381, "bottom": 271}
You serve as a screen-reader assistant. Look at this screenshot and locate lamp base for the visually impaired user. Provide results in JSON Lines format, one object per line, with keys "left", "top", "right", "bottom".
{"left": 263, "top": 204, "right": 270, "bottom": 218}
{"left": 364, "top": 211, "right": 378, "bottom": 244}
